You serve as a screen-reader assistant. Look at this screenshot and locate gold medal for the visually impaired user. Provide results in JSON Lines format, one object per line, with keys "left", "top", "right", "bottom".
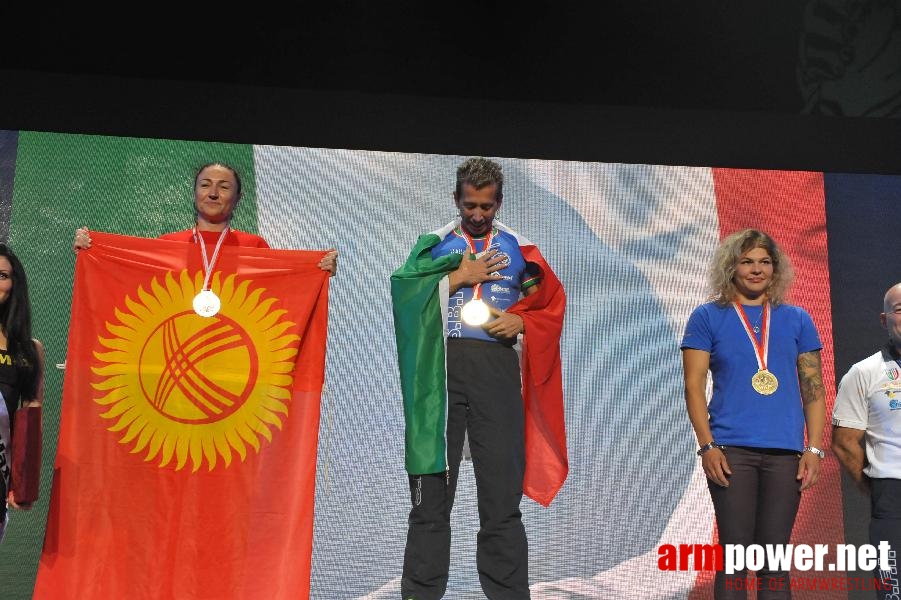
{"left": 733, "top": 302, "right": 779, "bottom": 396}
{"left": 460, "top": 299, "right": 491, "bottom": 326}
{"left": 751, "top": 369, "right": 779, "bottom": 395}
{"left": 193, "top": 226, "right": 229, "bottom": 318}
{"left": 458, "top": 226, "right": 496, "bottom": 328}
{"left": 193, "top": 290, "right": 221, "bottom": 318}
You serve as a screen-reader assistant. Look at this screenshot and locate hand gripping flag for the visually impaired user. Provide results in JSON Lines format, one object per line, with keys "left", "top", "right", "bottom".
{"left": 391, "top": 220, "right": 568, "bottom": 507}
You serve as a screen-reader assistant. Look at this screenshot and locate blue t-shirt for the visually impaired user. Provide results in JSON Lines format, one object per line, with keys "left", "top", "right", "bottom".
{"left": 680, "top": 302, "right": 822, "bottom": 451}
{"left": 431, "top": 227, "right": 540, "bottom": 342}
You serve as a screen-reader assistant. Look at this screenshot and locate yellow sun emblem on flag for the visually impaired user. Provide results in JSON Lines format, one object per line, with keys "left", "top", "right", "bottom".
{"left": 92, "top": 270, "right": 299, "bottom": 472}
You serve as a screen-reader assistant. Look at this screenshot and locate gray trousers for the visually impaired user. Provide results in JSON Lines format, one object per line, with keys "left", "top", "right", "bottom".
{"left": 401, "top": 338, "right": 529, "bottom": 600}
{"left": 708, "top": 446, "right": 802, "bottom": 600}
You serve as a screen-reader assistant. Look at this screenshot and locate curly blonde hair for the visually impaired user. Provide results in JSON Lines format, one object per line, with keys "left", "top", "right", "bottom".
{"left": 708, "top": 229, "right": 794, "bottom": 306}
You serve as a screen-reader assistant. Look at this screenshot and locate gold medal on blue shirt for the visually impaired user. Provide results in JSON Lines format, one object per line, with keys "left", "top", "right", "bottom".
{"left": 751, "top": 369, "right": 779, "bottom": 395}
{"left": 459, "top": 226, "right": 496, "bottom": 328}
{"left": 461, "top": 298, "right": 491, "bottom": 326}
{"left": 733, "top": 302, "right": 779, "bottom": 395}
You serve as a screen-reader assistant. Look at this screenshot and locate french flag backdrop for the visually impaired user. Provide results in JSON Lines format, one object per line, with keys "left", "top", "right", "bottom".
{"left": 1, "top": 131, "right": 899, "bottom": 599}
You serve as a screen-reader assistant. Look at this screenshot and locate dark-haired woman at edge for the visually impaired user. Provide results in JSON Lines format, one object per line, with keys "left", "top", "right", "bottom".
{"left": 0, "top": 243, "right": 44, "bottom": 542}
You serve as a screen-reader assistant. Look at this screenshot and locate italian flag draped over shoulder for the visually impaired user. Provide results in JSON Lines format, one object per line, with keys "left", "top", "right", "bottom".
{"left": 391, "top": 220, "right": 568, "bottom": 507}
{"left": 34, "top": 232, "right": 330, "bottom": 600}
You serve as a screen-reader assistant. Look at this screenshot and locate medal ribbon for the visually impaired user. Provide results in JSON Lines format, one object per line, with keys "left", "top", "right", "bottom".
{"left": 459, "top": 226, "right": 495, "bottom": 302}
{"left": 733, "top": 302, "right": 771, "bottom": 372}
{"left": 193, "top": 226, "right": 230, "bottom": 292}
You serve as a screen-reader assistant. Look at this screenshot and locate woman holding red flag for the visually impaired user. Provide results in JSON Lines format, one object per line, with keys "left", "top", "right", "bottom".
{"left": 72, "top": 162, "right": 338, "bottom": 275}
{"left": 0, "top": 243, "right": 44, "bottom": 542}
{"left": 681, "top": 229, "right": 826, "bottom": 599}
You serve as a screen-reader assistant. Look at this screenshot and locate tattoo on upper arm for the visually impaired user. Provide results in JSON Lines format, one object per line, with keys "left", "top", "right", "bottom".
{"left": 797, "top": 351, "right": 825, "bottom": 403}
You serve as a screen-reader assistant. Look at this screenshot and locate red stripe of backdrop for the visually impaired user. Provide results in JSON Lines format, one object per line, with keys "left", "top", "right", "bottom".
{"left": 688, "top": 169, "right": 843, "bottom": 600}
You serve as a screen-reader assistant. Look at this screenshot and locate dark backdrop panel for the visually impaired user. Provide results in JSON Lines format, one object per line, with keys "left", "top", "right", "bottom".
{"left": 826, "top": 173, "right": 901, "bottom": 596}
{"left": 0, "top": 69, "right": 900, "bottom": 175}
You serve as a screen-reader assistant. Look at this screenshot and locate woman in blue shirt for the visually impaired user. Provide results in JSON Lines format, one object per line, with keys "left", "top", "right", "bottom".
{"left": 681, "top": 229, "right": 826, "bottom": 599}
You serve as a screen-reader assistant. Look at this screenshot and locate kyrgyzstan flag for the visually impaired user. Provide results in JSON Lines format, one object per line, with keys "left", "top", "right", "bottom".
{"left": 34, "top": 231, "right": 330, "bottom": 600}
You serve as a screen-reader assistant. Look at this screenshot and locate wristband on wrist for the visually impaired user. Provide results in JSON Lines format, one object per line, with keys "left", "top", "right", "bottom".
{"left": 697, "top": 441, "right": 724, "bottom": 456}
{"left": 802, "top": 445, "right": 825, "bottom": 459}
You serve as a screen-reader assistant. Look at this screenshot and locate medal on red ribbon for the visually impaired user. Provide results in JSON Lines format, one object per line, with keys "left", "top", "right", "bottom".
{"left": 192, "top": 226, "right": 229, "bottom": 317}
{"left": 459, "top": 227, "right": 495, "bottom": 327}
{"left": 733, "top": 302, "right": 779, "bottom": 395}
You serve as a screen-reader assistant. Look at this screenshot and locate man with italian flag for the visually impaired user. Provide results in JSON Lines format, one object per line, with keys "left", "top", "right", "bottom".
{"left": 391, "top": 157, "right": 568, "bottom": 599}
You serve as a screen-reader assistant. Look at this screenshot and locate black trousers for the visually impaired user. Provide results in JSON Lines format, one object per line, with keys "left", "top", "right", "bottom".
{"left": 401, "top": 338, "right": 529, "bottom": 600}
{"left": 871, "top": 478, "right": 901, "bottom": 600}
{"left": 707, "top": 446, "right": 801, "bottom": 600}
